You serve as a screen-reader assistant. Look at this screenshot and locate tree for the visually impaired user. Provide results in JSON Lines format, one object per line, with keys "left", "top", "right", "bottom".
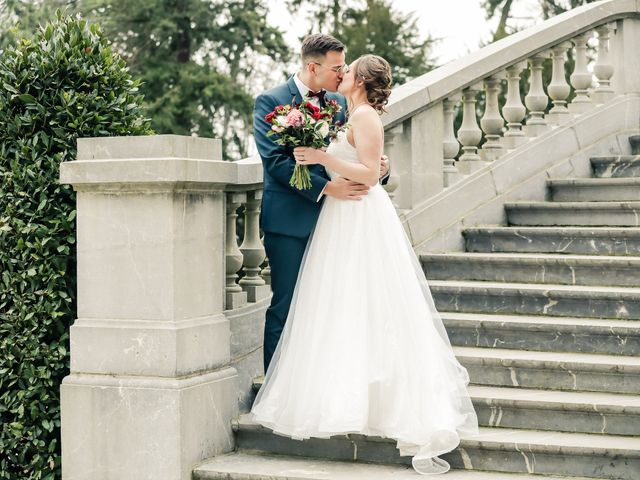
{"left": 289, "top": 0, "right": 437, "bottom": 85}
{"left": 82, "top": 0, "right": 290, "bottom": 159}
{"left": 0, "top": 0, "right": 75, "bottom": 52}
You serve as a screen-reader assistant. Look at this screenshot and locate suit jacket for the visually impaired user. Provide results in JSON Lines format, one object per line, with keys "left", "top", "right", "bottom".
{"left": 253, "top": 75, "right": 389, "bottom": 238}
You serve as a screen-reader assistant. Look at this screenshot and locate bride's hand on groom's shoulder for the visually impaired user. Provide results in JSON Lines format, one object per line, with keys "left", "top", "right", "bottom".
{"left": 293, "top": 146, "right": 325, "bottom": 166}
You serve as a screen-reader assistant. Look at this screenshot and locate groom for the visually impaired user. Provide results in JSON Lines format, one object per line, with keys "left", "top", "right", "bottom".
{"left": 253, "top": 33, "right": 390, "bottom": 372}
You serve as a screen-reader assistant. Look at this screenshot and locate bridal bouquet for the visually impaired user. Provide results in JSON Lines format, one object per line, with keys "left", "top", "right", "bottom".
{"left": 264, "top": 99, "right": 345, "bottom": 190}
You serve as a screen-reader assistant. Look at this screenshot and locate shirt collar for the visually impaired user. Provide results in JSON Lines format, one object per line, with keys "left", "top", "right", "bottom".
{"left": 294, "top": 72, "right": 316, "bottom": 99}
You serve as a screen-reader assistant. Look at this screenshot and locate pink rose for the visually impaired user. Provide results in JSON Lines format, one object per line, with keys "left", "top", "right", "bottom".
{"left": 285, "top": 109, "right": 304, "bottom": 128}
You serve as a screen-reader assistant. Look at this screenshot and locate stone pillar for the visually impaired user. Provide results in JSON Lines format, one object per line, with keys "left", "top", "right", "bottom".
{"left": 593, "top": 23, "right": 616, "bottom": 104}
{"left": 383, "top": 124, "right": 403, "bottom": 208}
{"left": 611, "top": 18, "right": 640, "bottom": 95}
{"left": 239, "top": 189, "right": 270, "bottom": 302}
{"left": 480, "top": 76, "right": 504, "bottom": 161}
{"left": 568, "top": 31, "right": 594, "bottom": 113}
{"left": 502, "top": 62, "right": 528, "bottom": 149}
{"left": 457, "top": 84, "right": 484, "bottom": 174}
{"left": 226, "top": 191, "right": 248, "bottom": 309}
{"left": 547, "top": 42, "right": 573, "bottom": 125}
{"left": 443, "top": 95, "right": 463, "bottom": 186}
{"left": 524, "top": 53, "right": 550, "bottom": 137}
{"left": 384, "top": 103, "right": 444, "bottom": 210}
{"left": 59, "top": 135, "right": 242, "bottom": 480}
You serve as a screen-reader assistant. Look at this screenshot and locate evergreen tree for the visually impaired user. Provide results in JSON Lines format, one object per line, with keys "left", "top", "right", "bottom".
{"left": 81, "top": 0, "right": 290, "bottom": 159}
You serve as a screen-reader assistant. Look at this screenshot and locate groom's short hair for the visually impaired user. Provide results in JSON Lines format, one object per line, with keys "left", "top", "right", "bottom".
{"left": 301, "top": 34, "right": 345, "bottom": 63}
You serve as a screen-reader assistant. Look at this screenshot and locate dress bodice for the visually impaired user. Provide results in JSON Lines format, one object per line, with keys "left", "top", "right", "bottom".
{"left": 325, "top": 129, "right": 359, "bottom": 179}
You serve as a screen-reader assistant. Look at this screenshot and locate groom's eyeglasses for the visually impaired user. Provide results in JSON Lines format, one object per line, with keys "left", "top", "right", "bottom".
{"left": 310, "top": 62, "right": 350, "bottom": 74}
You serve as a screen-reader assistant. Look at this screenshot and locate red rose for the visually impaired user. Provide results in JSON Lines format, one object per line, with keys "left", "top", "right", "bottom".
{"left": 264, "top": 111, "right": 276, "bottom": 122}
{"left": 303, "top": 102, "right": 320, "bottom": 114}
{"left": 312, "top": 112, "right": 324, "bottom": 120}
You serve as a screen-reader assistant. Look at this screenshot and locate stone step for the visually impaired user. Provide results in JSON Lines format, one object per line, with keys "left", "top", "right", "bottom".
{"left": 250, "top": 377, "right": 640, "bottom": 436}
{"left": 454, "top": 346, "right": 640, "bottom": 394}
{"left": 504, "top": 201, "right": 640, "bottom": 226}
{"left": 548, "top": 177, "right": 640, "bottom": 202}
{"left": 421, "top": 252, "right": 640, "bottom": 287}
{"left": 233, "top": 414, "right": 640, "bottom": 479}
{"left": 193, "top": 452, "right": 595, "bottom": 479}
{"left": 440, "top": 311, "right": 640, "bottom": 356}
{"left": 429, "top": 279, "right": 640, "bottom": 320}
{"left": 591, "top": 155, "right": 640, "bottom": 178}
{"left": 468, "top": 384, "right": 640, "bottom": 436}
{"left": 462, "top": 226, "right": 640, "bottom": 256}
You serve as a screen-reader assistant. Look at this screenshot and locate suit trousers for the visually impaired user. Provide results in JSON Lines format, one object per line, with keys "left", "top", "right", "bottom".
{"left": 262, "top": 231, "right": 310, "bottom": 372}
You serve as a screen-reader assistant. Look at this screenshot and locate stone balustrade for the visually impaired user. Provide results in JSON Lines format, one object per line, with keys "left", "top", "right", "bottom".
{"left": 381, "top": 0, "right": 640, "bottom": 210}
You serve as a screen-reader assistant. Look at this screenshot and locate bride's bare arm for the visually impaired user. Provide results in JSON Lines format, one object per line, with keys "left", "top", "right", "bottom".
{"left": 293, "top": 108, "right": 383, "bottom": 187}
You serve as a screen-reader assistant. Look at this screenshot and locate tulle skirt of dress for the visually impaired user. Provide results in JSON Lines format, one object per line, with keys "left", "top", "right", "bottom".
{"left": 250, "top": 183, "right": 479, "bottom": 475}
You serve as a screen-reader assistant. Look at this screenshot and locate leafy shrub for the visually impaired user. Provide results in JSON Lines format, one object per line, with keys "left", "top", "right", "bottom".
{"left": 0, "top": 10, "right": 152, "bottom": 479}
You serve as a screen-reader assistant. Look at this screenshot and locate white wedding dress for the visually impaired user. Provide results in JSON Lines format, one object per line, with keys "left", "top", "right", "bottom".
{"left": 250, "top": 129, "right": 479, "bottom": 475}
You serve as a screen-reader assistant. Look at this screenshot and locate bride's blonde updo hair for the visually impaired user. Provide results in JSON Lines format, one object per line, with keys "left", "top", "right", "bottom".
{"left": 352, "top": 54, "right": 392, "bottom": 114}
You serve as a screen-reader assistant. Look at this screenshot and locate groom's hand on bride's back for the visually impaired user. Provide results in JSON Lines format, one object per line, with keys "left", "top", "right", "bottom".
{"left": 324, "top": 177, "right": 370, "bottom": 200}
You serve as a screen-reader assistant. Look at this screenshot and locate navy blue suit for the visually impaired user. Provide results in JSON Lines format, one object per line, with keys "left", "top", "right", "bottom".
{"left": 254, "top": 76, "right": 387, "bottom": 372}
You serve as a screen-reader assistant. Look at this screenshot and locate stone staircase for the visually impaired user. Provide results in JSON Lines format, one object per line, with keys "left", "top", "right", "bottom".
{"left": 193, "top": 136, "right": 640, "bottom": 479}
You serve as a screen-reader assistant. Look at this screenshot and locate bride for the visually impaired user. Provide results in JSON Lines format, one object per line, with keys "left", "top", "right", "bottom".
{"left": 250, "top": 54, "right": 479, "bottom": 475}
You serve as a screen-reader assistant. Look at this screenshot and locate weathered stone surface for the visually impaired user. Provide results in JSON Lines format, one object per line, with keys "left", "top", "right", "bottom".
{"left": 439, "top": 311, "right": 640, "bottom": 356}
{"left": 430, "top": 279, "right": 640, "bottom": 319}
{"left": 233, "top": 414, "right": 640, "bottom": 479}
{"left": 549, "top": 177, "right": 640, "bottom": 201}
{"left": 61, "top": 368, "right": 238, "bottom": 480}
{"left": 422, "top": 251, "right": 640, "bottom": 286}
{"left": 454, "top": 346, "right": 640, "bottom": 394}
{"left": 463, "top": 226, "right": 640, "bottom": 255}
{"left": 591, "top": 154, "right": 640, "bottom": 178}
{"left": 505, "top": 201, "right": 640, "bottom": 226}
{"left": 194, "top": 452, "right": 586, "bottom": 480}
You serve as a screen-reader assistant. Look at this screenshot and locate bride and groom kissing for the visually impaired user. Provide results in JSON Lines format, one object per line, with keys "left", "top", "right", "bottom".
{"left": 251, "top": 33, "right": 479, "bottom": 475}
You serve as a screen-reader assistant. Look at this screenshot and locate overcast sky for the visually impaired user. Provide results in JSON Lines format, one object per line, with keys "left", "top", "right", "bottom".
{"left": 268, "top": 0, "right": 541, "bottom": 65}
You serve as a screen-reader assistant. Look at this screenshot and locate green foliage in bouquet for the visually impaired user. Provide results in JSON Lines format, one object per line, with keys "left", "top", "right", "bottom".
{"left": 264, "top": 100, "right": 345, "bottom": 190}
{"left": 0, "top": 10, "right": 152, "bottom": 479}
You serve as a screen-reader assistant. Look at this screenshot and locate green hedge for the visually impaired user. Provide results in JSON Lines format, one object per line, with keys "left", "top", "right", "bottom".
{"left": 0, "top": 11, "right": 152, "bottom": 479}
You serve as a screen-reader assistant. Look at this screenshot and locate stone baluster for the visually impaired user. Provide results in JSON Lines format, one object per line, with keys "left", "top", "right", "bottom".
{"left": 592, "top": 23, "right": 615, "bottom": 104}
{"left": 480, "top": 76, "right": 504, "bottom": 161}
{"left": 383, "top": 124, "right": 403, "bottom": 209}
{"left": 457, "top": 84, "right": 484, "bottom": 174}
{"left": 569, "top": 31, "right": 594, "bottom": 113}
{"left": 260, "top": 256, "right": 271, "bottom": 286}
{"left": 547, "top": 42, "right": 572, "bottom": 125}
{"left": 443, "top": 94, "right": 463, "bottom": 186}
{"left": 502, "top": 62, "right": 528, "bottom": 149}
{"left": 524, "top": 53, "right": 550, "bottom": 137}
{"left": 226, "top": 191, "right": 247, "bottom": 309}
{"left": 239, "top": 189, "right": 270, "bottom": 302}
